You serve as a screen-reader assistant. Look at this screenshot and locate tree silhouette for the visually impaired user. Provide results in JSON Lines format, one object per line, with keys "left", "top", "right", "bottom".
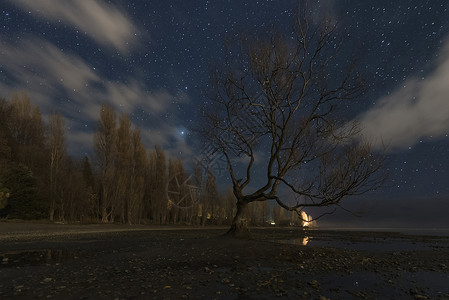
{"left": 200, "top": 4, "right": 387, "bottom": 237}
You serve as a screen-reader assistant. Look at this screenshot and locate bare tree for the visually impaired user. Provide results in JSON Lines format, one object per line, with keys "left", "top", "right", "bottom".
{"left": 200, "top": 4, "right": 386, "bottom": 237}
{"left": 48, "top": 113, "right": 66, "bottom": 221}
{"left": 128, "top": 128, "right": 146, "bottom": 224}
{"left": 147, "top": 145, "right": 168, "bottom": 224}
{"left": 94, "top": 104, "right": 118, "bottom": 223}
{"left": 203, "top": 170, "right": 219, "bottom": 224}
{"left": 0, "top": 99, "right": 12, "bottom": 181}
{"left": 7, "top": 92, "right": 47, "bottom": 174}
{"left": 115, "top": 113, "right": 132, "bottom": 223}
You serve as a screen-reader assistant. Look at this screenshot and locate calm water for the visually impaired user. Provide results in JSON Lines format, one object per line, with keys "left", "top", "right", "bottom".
{"left": 318, "top": 227, "right": 449, "bottom": 237}
{"left": 273, "top": 227, "right": 449, "bottom": 251}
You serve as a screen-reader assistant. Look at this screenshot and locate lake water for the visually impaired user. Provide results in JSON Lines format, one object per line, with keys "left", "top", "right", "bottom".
{"left": 273, "top": 227, "right": 449, "bottom": 251}
{"left": 318, "top": 227, "right": 449, "bottom": 237}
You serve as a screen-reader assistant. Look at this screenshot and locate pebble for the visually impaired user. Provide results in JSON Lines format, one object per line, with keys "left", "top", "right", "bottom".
{"left": 308, "top": 280, "right": 320, "bottom": 289}
{"left": 1, "top": 227, "right": 449, "bottom": 299}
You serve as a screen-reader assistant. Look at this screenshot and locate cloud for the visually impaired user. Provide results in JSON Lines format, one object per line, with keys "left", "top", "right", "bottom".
{"left": 0, "top": 37, "right": 189, "bottom": 156}
{"left": 11, "top": 0, "right": 139, "bottom": 53}
{"left": 358, "top": 39, "right": 449, "bottom": 151}
{"left": 104, "top": 81, "right": 172, "bottom": 115}
{"left": 0, "top": 38, "right": 170, "bottom": 116}
{"left": 0, "top": 38, "right": 96, "bottom": 114}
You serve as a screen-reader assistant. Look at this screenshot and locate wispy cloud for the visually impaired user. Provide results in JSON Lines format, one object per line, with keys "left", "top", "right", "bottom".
{"left": 11, "top": 0, "right": 139, "bottom": 53}
{"left": 0, "top": 37, "right": 189, "bottom": 155}
{"left": 104, "top": 81, "right": 172, "bottom": 115}
{"left": 0, "top": 38, "right": 170, "bottom": 115}
{"left": 0, "top": 37, "right": 99, "bottom": 111}
{"left": 358, "top": 39, "right": 449, "bottom": 151}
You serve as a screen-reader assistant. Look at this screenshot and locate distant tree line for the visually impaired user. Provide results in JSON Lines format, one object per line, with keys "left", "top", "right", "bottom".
{"left": 0, "top": 92, "right": 298, "bottom": 226}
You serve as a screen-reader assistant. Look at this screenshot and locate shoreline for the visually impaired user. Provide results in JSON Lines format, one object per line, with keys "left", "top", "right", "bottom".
{"left": 1, "top": 226, "right": 449, "bottom": 299}
{"left": 2, "top": 220, "right": 449, "bottom": 236}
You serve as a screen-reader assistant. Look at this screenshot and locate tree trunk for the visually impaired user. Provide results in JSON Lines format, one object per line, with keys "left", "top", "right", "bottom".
{"left": 101, "top": 207, "right": 110, "bottom": 223}
{"left": 49, "top": 207, "right": 55, "bottom": 222}
{"left": 226, "top": 201, "right": 250, "bottom": 238}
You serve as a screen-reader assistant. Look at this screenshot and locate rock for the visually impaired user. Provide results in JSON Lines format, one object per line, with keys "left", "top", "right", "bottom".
{"left": 222, "top": 278, "right": 230, "bottom": 284}
{"left": 308, "top": 280, "right": 320, "bottom": 289}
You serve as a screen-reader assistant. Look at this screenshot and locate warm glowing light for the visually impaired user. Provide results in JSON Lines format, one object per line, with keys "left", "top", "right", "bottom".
{"left": 301, "top": 237, "right": 309, "bottom": 245}
{"left": 301, "top": 211, "right": 311, "bottom": 227}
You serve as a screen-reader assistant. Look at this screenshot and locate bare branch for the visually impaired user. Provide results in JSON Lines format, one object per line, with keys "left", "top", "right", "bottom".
{"left": 198, "top": 2, "right": 388, "bottom": 235}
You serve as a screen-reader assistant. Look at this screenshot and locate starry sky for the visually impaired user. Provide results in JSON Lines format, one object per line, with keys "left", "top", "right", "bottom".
{"left": 1, "top": 0, "right": 448, "bottom": 227}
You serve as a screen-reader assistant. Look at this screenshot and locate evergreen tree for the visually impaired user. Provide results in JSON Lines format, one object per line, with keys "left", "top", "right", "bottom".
{"left": 2, "top": 164, "right": 44, "bottom": 219}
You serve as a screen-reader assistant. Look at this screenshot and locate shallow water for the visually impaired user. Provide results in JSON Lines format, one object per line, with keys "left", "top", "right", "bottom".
{"left": 275, "top": 237, "right": 447, "bottom": 251}
{"left": 319, "top": 227, "right": 449, "bottom": 237}
{"left": 272, "top": 228, "right": 449, "bottom": 252}
{"left": 0, "top": 249, "right": 82, "bottom": 268}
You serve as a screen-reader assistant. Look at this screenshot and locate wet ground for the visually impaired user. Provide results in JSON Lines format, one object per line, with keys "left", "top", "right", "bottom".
{"left": 1, "top": 223, "right": 449, "bottom": 299}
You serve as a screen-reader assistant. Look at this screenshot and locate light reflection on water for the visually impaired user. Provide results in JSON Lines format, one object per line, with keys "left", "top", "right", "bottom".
{"left": 302, "top": 237, "right": 309, "bottom": 245}
{"left": 285, "top": 237, "right": 309, "bottom": 246}
{"left": 270, "top": 227, "right": 449, "bottom": 252}
{"left": 275, "top": 234, "right": 449, "bottom": 252}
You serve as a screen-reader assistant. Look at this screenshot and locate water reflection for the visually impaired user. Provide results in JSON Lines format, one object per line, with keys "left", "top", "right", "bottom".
{"left": 302, "top": 237, "right": 309, "bottom": 246}
{"left": 273, "top": 234, "right": 448, "bottom": 252}
{"left": 276, "top": 236, "right": 310, "bottom": 246}
{"left": 0, "top": 249, "right": 80, "bottom": 268}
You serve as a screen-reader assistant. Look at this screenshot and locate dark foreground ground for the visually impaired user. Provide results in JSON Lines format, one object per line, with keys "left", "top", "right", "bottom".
{"left": 1, "top": 223, "right": 449, "bottom": 299}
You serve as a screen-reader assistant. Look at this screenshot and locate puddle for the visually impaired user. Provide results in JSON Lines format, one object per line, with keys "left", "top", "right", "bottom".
{"left": 0, "top": 249, "right": 82, "bottom": 268}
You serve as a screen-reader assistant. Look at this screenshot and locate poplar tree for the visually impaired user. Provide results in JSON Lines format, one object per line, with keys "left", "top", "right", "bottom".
{"left": 48, "top": 113, "right": 66, "bottom": 221}
{"left": 94, "top": 104, "right": 118, "bottom": 223}
{"left": 128, "top": 128, "right": 146, "bottom": 224}
{"left": 115, "top": 113, "right": 132, "bottom": 223}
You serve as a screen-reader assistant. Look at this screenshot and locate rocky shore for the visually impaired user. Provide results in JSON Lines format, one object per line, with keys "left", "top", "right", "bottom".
{"left": 1, "top": 223, "right": 449, "bottom": 299}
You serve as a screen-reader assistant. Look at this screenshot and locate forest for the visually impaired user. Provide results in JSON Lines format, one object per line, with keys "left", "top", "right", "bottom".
{"left": 0, "top": 92, "right": 302, "bottom": 226}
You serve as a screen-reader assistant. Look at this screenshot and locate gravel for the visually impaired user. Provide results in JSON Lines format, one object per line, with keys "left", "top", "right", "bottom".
{"left": 1, "top": 223, "right": 449, "bottom": 299}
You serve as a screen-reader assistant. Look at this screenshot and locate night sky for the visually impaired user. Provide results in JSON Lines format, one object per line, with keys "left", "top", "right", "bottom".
{"left": 1, "top": 1, "right": 448, "bottom": 227}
